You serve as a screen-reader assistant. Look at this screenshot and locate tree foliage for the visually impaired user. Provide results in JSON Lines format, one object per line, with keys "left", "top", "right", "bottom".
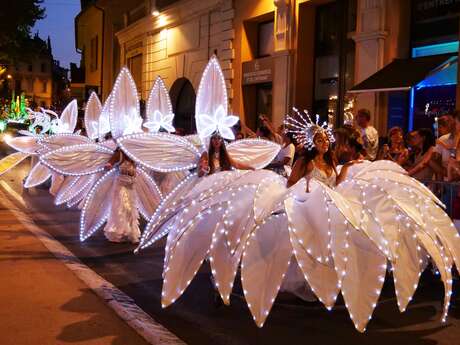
{"left": 0, "top": 0, "right": 46, "bottom": 64}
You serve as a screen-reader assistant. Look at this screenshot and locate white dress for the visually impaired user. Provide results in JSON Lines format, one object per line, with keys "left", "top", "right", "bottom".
{"left": 150, "top": 160, "right": 460, "bottom": 331}
{"left": 280, "top": 163, "right": 337, "bottom": 300}
{"left": 104, "top": 161, "right": 140, "bottom": 243}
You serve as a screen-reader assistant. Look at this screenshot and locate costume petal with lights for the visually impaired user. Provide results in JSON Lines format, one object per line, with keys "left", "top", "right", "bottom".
{"left": 0, "top": 99, "right": 81, "bottom": 193}
{"left": 115, "top": 56, "right": 280, "bottom": 251}
{"left": 40, "top": 68, "right": 162, "bottom": 243}
{"left": 133, "top": 61, "right": 460, "bottom": 332}
{"left": 51, "top": 92, "right": 108, "bottom": 208}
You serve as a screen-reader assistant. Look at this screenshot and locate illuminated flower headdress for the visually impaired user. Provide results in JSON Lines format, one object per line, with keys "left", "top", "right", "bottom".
{"left": 284, "top": 107, "right": 335, "bottom": 150}
{"left": 195, "top": 55, "right": 239, "bottom": 142}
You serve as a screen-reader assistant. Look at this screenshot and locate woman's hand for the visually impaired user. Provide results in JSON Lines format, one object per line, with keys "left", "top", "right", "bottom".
{"left": 104, "top": 162, "right": 113, "bottom": 171}
{"left": 343, "top": 159, "right": 363, "bottom": 168}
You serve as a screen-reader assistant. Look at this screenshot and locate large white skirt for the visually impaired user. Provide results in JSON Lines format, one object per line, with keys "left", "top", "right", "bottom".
{"left": 104, "top": 174, "right": 140, "bottom": 243}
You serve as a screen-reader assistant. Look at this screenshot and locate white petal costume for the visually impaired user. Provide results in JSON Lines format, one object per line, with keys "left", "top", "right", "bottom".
{"left": 131, "top": 59, "right": 460, "bottom": 333}
{"left": 51, "top": 92, "right": 115, "bottom": 207}
{"left": 116, "top": 56, "right": 281, "bottom": 250}
{"left": 0, "top": 100, "right": 81, "bottom": 193}
{"left": 41, "top": 68, "right": 162, "bottom": 243}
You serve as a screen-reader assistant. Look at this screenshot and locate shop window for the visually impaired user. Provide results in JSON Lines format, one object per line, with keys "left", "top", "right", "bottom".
{"left": 312, "top": 0, "right": 356, "bottom": 125}
{"left": 258, "top": 21, "right": 274, "bottom": 57}
{"left": 409, "top": 42, "right": 458, "bottom": 130}
{"left": 42, "top": 80, "right": 47, "bottom": 93}
{"left": 28, "top": 79, "right": 34, "bottom": 92}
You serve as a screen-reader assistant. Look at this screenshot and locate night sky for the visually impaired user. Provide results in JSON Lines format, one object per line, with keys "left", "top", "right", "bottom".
{"left": 33, "top": 0, "right": 81, "bottom": 70}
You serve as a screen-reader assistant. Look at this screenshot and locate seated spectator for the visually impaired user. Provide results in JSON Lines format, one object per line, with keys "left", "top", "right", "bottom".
{"left": 377, "top": 126, "right": 409, "bottom": 166}
{"left": 258, "top": 115, "right": 283, "bottom": 144}
{"left": 437, "top": 114, "right": 455, "bottom": 137}
{"left": 335, "top": 127, "right": 365, "bottom": 164}
{"left": 267, "top": 132, "right": 295, "bottom": 176}
{"left": 446, "top": 114, "right": 460, "bottom": 181}
{"left": 356, "top": 108, "right": 379, "bottom": 161}
{"left": 431, "top": 113, "right": 458, "bottom": 180}
{"left": 239, "top": 115, "right": 282, "bottom": 143}
{"left": 406, "top": 128, "right": 436, "bottom": 180}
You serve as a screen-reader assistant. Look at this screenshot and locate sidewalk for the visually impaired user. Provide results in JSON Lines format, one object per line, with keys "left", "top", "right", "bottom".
{"left": 0, "top": 203, "right": 149, "bottom": 345}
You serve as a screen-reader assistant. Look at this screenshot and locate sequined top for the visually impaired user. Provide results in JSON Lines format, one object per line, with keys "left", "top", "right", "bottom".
{"left": 309, "top": 161, "right": 336, "bottom": 187}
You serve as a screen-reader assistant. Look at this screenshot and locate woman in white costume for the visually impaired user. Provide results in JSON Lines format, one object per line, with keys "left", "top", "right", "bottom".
{"left": 198, "top": 133, "right": 255, "bottom": 176}
{"left": 135, "top": 82, "right": 460, "bottom": 332}
{"left": 102, "top": 148, "right": 141, "bottom": 243}
{"left": 279, "top": 116, "right": 362, "bottom": 301}
{"left": 117, "top": 56, "right": 281, "bottom": 251}
{"left": 40, "top": 67, "right": 164, "bottom": 243}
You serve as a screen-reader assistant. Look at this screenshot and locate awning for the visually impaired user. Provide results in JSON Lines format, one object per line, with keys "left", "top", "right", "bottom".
{"left": 348, "top": 53, "right": 457, "bottom": 93}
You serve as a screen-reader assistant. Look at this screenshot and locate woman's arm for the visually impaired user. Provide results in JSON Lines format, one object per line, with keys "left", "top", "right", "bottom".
{"left": 336, "top": 160, "right": 362, "bottom": 185}
{"left": 396, "top": 148, "right": 409, "bottom": 166}
{"left": 267, "top": 156, "right": 291, "bottom": 169}
{"left": 240, "top": 122, "right": 257, "bottom": 138}
{"left": 407, "top": 147, "right": 434, "bottom": 176}
{"left": 287, "top": 158, "right": 310, "bottom": 188}
{"left": 198, "top": 152, "right": 209, "bottom": 177}
{"left": 228, "top": 155, "right": 255, "bottom": 171}
{"left": 436, "top": 138, "right": 455, "bottom": 150}
{"left": 105, "top": 150, "right": 121, "bottom": 170}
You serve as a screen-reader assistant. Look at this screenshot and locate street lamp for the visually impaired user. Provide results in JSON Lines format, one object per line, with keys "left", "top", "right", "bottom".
{"left": 6, "top": 74, "right": 12, "bottom": 79}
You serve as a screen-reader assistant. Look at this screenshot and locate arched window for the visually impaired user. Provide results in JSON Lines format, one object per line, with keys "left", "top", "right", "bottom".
{"left": 169, "top": 78, "right": 196, "bottom": 134}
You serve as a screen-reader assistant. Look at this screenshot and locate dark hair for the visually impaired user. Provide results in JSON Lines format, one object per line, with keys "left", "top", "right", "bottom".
{"left": 357, "top": 108, "right": 371, "bottom": 121}
{"left": 208, "top": 134, "right": 232, "bottom": 174}
{"left": 257, "top": 125, "right": 271, "bottom": 138}
{"left": 297, "top": 140, "right": 336, "bottom": 173}
{"left": 334, "top": 126, "right": 363, "bottom": 153}
{"left": 454, "top": 110, "right": 460, "bottom": 121}
{"left": 417, "top": 128, "right": 435, "bottom": 154}
{"left": 387, "top": 126, "right": 404, "bottom": 146}
{"left": 284, "top": 132, "right": 294, "bottom": 143}
{"left": 438, "top": 117, "right": 450, "bottom": 128}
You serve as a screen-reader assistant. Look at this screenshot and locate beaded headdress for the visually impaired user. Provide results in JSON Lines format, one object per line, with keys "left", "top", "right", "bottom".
{"left": 284, "top": 107, "right": 335, "bottom": 150}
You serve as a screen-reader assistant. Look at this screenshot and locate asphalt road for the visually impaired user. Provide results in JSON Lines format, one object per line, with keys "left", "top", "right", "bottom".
{"left": 2, "top": 157, "right": 460, "bottom": 345}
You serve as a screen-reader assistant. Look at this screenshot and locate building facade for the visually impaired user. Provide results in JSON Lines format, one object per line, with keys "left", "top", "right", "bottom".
{"left": 6, "top": 35, "right": 54, "bottom": 108}
{"left": 75, "top": 0, "right": 460, "bottom": 134}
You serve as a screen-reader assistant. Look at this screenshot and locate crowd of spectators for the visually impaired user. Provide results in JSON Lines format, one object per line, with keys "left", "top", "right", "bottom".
{"left": 233, "top": 108, "right": 460, "bottom": 217}
{"left": 236, "top": 109, "right": 460, "bottom": 184}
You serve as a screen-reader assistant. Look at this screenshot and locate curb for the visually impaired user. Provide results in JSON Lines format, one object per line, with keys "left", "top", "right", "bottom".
{"left": 0, "top": 180, "right": 186, "bottom": 345}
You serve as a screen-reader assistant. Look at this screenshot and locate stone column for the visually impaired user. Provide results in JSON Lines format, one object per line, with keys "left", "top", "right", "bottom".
{"left": 272, "top": 0, "right": 294, "bottom": 127}
{"left": 352, "top": 0, "right": 389, "bottom": 133}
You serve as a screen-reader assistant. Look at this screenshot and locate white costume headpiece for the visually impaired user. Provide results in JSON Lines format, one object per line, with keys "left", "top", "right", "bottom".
{"left": 143, "top": 76, "right": 175, "bottom": 133}
{"left": 284, "top": 107, "right": 335, "bottom": 150}
{"left": 195, "top": 55, "right": 239, "bottom": 141}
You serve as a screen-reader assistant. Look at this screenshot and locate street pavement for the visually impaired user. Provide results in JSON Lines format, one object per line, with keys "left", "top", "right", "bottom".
{"left": 1, "top": 159, "right": 460, "bottom": 345}
{"left": 0, "top": 176, "right": 149, "bottom": 345}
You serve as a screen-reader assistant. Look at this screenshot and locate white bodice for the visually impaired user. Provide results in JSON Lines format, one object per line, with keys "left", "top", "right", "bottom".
{"left": 309, "top": 162, "right": 336, "bottom": 187}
